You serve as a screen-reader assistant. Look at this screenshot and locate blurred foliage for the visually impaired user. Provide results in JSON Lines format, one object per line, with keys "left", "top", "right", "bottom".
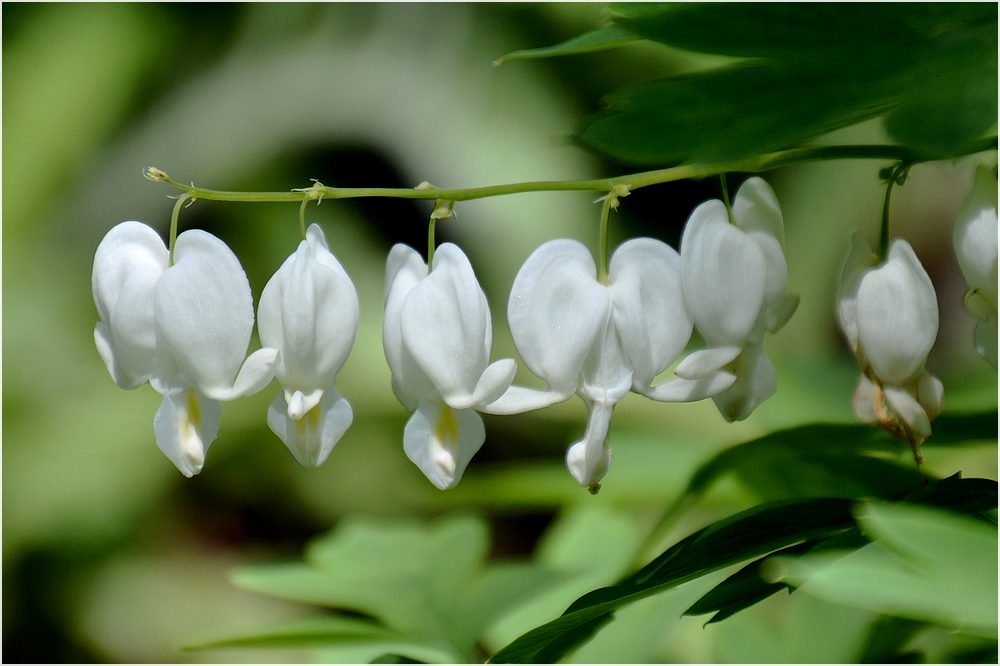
{"left": 2, "top": 2, "right": 997, "bottom": 664}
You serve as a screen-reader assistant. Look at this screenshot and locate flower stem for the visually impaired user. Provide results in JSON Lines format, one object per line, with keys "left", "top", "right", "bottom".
{"left": 879, "top": 162, "right": 912, "bottom": 262}
{"left": 427, "top": 216, "right": 436, "bottom": 268}
{"left": 298, "top": 198, "right": 308, "bottom": 240}
{"left": 152, "top": 137, "right": 997, "bottom": 206}
{"left": 597, "top": 195, "right": 615, "bottom": 284}
{"left": 168, "top": 192, "right": 194, "bottom": 265}
{"left": 719, "top": 173, "right": 735, "bottom": 224}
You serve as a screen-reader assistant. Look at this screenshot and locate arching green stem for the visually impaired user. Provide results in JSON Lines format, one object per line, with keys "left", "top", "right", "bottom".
{"left": 150, "top": 137, "right": 997, "bottom": 207}
{"left": 168, "top": 192, "right": 194, "bottom": 265}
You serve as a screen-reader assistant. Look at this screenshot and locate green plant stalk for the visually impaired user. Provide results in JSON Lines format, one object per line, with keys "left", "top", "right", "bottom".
{"left": 597, "top": 195, "right": 615, "bottom": 284}
{"left": 299, "top": 198, "right": 308, "bottom": 240}
{"left": 427, "top": 216, "right": 436, "bottom": 268}
{"left": 719, "top": 173, "right": 734, "bottom": 224}
{"left": 151, "top": 138, "right": 998, "bottom": 205}
{"left": 168, "top": 192, "right": 194, "bottom": 265}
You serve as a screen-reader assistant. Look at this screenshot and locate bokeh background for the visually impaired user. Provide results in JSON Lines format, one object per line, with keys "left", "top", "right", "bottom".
{"left": 3, "top": 3, "right": 996, "bottom": 662}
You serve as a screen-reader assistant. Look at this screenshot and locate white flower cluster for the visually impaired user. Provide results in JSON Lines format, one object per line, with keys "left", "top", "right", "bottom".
{"left": 94, "top": 171, "right": 989, "bottom": 489}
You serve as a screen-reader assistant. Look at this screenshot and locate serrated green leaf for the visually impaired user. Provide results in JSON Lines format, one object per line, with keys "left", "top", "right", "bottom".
{"left": 231, "top": 515, "right": 561, "bottom": 662}
{"left": 774, "top": 502, "right": 998, "bottom": 637}
{"left": 494, "top": 24, "right": 641, "bottom": 65}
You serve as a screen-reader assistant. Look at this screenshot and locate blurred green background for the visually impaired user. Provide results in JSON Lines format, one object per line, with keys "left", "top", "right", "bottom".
{"left": 3, "top": 3, "right": 996, "bottom": 662}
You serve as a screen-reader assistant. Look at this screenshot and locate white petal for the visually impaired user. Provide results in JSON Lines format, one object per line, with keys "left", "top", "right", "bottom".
{"left": 837, "top": 233, "right": 878, "bottom": 355}
{"left": 92, "top": 221, "right": 168, "bottom": 388}
{"left": 258, "top": 224, "right": 360, "bottom": 391}
{"left": 507, "top": 239, "right": 611, "bottom": 394}
{"left": 467, "top": 358, "right": 517, "bottom": 410}
{"left": 681, "top": 200, "right": 767, "bottom": 346}
{"left": 674, "top": 345, "right": 742, "bottom": 379}
{"left": 578, "top": 310, "right": 633, "bottom": 406}
{"left": 267, "top": 384, "right": 353, "bottom": 467}
{"left": 608, "top": 237, "right": 692, "bottom": 392}
{"left": 767, "top": 292, "right": 800, "bottom": 334}
{"left": 974, "top": 316, "right": 998, "bottom": 367}
{"left": 916, "top": 372, "right": 944, "bottom": 422}
{"left": 711, "top": 340, "right": 777, "bottom": 422}
{"left": 152, "top": 388, "right": 221, "bottom": 477}
{"left": 478, "top": 385, "right": 568, "bottom": 415}
{"left": 401, "top": 243, "right": 492, "bottom": 405}
{"left": 733, "top": 177, "right": 790, "bottom": 315}
{"left": 566, "top": 400, "right": 614, "bottom": 489}
{"left": 208, "top": 347, "right": 278, "bottom": 400}
{"left": 403, "top": 400, "right": 485, "bottom": 490}
{"left": 954, "top": 165, "right": 998, "bottom": 296}
{"left": 644, "top": 371, "right": 736, "bottom": 402}
{"left": 884, "top": 386, "right": 931, "bottom": 439}
{"left": 851, "top": 373, "right": 880, "bottom": 424}
{"left": 856, "top": 240, "right": 939, "bottom": 384}
{"left": 154, "top": 229, "right": 256, "bottom": 398}
{"left": 382, "top": 244, "right": 436, "bottom": 406}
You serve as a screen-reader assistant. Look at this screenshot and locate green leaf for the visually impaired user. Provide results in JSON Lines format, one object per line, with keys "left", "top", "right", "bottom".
{"left": 578, "top": 61, "right": 906, "bottom": 165}
{"left": 927, "top": 411, "right": 999, "bottom": 445}
{"left": 579, "top": 4, "right": 997, "bottom": 165}
{"left": 490, "top": 498, "right": 858, "bottom": 662}
{"left": 857, "top": 615, "right": 927, "bottom": 664}
{"left": 608, "top": 4, "right": 991, "bottom": 59}
{"left": 230, "top": 515, "right": 561, "bottom": 661}
{"left": 490, "top": 477, "right": 998, "bottom": 663}
{"left": 773, "top": 502, "right": 999, "bottom": 637}
{"left": 494, "top": 24, "right": 641, "bottom": 65}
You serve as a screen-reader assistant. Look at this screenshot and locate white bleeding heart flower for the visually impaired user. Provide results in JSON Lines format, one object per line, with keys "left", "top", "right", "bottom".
{"left": 837, "top": 234, "right": 942, "bottom": 442}
{"left": 953, "top": 164, "right": 998, "bottom": 367}
{"left": 382, "top": 243, "right": 516, "bottom": 490}
{"left": 483, "top": 237, "right": 732, "bottom": 491}
{"left": 258, "top": 224, "right": 359, "bottom": 467}
{"left": 678, "top": 177, "right": 799, "bottom": 422}
{"left": 93, "top": 221, "right": 278, "bottom": 477}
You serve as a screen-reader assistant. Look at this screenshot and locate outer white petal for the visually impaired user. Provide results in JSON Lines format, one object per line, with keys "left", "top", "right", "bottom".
{"left": 404, "top": 400, "right": 485, "bottom": 490}
{"left": 258, "top": 223, "right": 360, "bottom": 392}
{"left": 566, "top": 400, "right": 614, "bottom": 489}
{"left": 478, "top": 386, "right": 567, "bottom": 415}
{"left": 469, "top": 359, "right": 518, "bottom": 409}
{"left": 608, "top": 237, "right": 692, "bottom": 393}
{"left": 884, "top": 386, "right": 931, "bottom": 439}
{"left": 674, "top": 345, "right": 742, "bottom": 380}
{"left": 401, "top": 243, "right": 495, "bottom": 407}
{"left": 711, "top": 339, "right": 777, "bottom": 422}
{"left": 681, "top": 200, "right": 767, "bottom": 346}
{"left": 732, "top": 177, "right": 791, "bottom": 323}
{"left": 916, "top": 372, "right": 944, "bottom": 423}
{"left": 267, "top": 384, "right": 353, "bottom": 467}
{"left": 954, "top": 165, "right": 998, "bottom": 297}
{"left": 152, "top": 388, "right": 221, "bottom": 477}
{"left": 837, "top": 232, "right": 878, "bottom": 356}
{"left": 92, "top": 221, "right": 168, "bottom": 388}
{"left": 645, "top": 371, "right": 736, "bottom": 402}
{"left": 507, "top": 239, "right": 611, "bottom": 397}
{"left": 382, "top": 244, "right": 436, "bottom": 407}
{"left": 856, "top": 240, "right": 939, "bottom": 384}
{"left": 974, "top": 316, "right": 998, "bottom": 368}
{"left": 851, "top": 373, "right": 880, "bottom": 424}
{"left": 154, "top": 230, "right": 264, "bottom": 399}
